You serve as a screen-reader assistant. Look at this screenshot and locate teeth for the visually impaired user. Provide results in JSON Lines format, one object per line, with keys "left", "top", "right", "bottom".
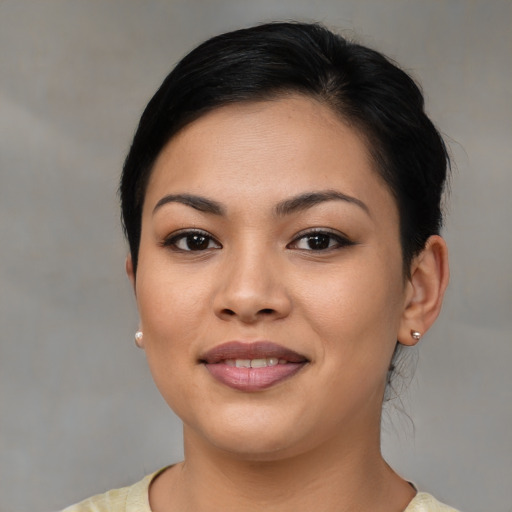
{"left": 250, "top": 358, "right": 267, "bottom": 368}
{"left": 226, "top": 357, "right": 287, "bottom": 368}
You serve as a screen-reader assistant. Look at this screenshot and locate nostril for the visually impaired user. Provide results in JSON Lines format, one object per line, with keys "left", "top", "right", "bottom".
{"left": 218, "top": 307, "right": 276, "bottom": 320}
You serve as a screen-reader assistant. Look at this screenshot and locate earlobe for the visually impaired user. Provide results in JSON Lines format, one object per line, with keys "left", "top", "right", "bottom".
{"left": 398, "top": 235, "right": 449, "bottom": 346}
{"left": 134, "top": 330, "right": 144, "bottom": 348}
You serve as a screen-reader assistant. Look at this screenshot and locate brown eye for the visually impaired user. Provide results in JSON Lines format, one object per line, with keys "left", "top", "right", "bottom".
{"left": 289, "top": 230, "right": 354, "bottom": 251}
{"left": 304, "top": 234, "right": 332, "bottom": 250}
{"left": 164, "top": 230, "right": 221, "bottom": 252}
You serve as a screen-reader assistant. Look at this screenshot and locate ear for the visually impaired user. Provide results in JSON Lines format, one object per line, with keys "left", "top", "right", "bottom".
{"left": 125, "top": 255, "right": 136, "bottom": 293}
{"left": 398, "top": 235, "right": 449, "bottom": 346}
{"left": 126, "top": 256, "right": 144, "bottom": 348}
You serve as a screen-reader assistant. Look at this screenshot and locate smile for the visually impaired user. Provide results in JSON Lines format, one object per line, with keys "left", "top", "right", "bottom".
{"left": 225, "top": 358, "right": 287, "bottom": 367}
{"left": 200, "top": 341, "right": 309, "bottom": 392}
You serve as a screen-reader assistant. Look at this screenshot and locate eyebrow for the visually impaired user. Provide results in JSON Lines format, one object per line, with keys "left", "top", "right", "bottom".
{"left": 274, "top": 190, "right": 370, "bottom": 217}
{"left": 152, "top": 189, "right": 369, "bottom": 217}
{"left": 153, "top": 194, "right": 225, "bottom": 216}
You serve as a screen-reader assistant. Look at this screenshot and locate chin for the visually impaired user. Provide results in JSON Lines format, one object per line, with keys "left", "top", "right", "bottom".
{"left": 211, "top": 432, "right": 302, "bottom": 462}
{"left": 185, "top": 405, "right": 310, "bottom": 460}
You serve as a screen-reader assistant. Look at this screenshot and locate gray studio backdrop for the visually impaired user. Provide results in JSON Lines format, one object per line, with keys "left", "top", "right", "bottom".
{"left": 1, "top": 1, "right": 511, "bottom": 511}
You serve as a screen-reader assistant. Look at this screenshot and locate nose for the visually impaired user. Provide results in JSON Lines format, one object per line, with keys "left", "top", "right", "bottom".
{"left": 213, "top": 247, "right": 292, "bottom": 324}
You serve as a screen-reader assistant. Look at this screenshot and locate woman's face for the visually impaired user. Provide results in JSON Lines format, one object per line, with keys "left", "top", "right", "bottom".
{"left": 132, "top": 96, "right": 410, "bottom": 459}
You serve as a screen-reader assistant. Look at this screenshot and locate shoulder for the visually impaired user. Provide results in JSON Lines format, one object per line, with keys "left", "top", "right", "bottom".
{"left": 61, "top": 469, "right": 164, "bottom": 512}
{"left": 405, "top": 492, "right": 461, "bottom": 512}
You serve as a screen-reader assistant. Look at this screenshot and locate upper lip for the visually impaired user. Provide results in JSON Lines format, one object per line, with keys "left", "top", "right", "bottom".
{"left": 200, "top": 341, "right": 309, "bottom": 364}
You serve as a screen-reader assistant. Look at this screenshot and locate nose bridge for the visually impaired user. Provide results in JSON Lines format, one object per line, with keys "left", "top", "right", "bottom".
{"left": 214, "top": 237, "right": 290, "bottom": 322}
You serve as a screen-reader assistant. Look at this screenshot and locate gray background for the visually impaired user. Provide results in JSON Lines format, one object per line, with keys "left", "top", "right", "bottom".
{"left": 1, "top": 1, "right": 511, "bottom": 511}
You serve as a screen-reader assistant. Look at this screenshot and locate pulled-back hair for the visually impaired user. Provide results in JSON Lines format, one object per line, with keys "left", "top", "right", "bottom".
{"left": 120, "top": 22, "right": 449, "bottom": 275}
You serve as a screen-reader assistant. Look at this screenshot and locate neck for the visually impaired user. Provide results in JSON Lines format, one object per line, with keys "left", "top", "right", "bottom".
{"left": 150, "top": 422, "right": 415, "bottom": 512}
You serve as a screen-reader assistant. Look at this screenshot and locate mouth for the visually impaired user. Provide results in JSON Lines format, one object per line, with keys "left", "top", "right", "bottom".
{"left": 199, "top": 341, "right": 309, "bottom": 392}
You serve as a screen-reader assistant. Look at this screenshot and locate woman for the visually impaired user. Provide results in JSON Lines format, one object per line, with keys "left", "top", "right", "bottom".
{"left": 65, "top": 22, "right": 456, "bottom": 511}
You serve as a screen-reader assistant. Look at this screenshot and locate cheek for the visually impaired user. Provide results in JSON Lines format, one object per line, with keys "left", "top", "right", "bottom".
{"left": 135, "top": 267, "right": 208, "bottom": 413}
{"left": 134, "top": 257, "right": 213, "bottom": 370}
{"left": 294, "top": 260, "right": 404, "bottom": 422}
{"left": 296, "top": 252, "right": 404, "bottom": 361}
{"left": 136, "top": 252, "right": 207, "bottom": 326}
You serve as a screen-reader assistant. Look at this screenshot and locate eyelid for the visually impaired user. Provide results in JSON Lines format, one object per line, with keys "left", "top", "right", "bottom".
{"left": 161, "top": 228, "right": 222, "bottom": 251}
{"left": 160, "top": 227, "right": 353, "bottom": 252}
{"left": 287, "top": 228, "right": 355, "bottom": 250}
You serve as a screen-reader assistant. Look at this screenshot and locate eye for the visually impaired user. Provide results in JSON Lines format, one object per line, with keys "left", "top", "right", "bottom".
{"left": 288, "top": 230, "right": 354, "bottom": 251}
{"left": 162, "top": 230, "right": 221, "bottom": 252}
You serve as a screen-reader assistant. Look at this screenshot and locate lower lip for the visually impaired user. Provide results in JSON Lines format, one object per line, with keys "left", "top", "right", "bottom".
{"left": 204, "top": 362, "right": 305, "bottom": 392}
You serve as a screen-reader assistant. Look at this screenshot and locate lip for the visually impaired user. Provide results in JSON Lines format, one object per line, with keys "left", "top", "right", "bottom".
{"left": 200, "top": 341, "right": 309, "bottom": 392}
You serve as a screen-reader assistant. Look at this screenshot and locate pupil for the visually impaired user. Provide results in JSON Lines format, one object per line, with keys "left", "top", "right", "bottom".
{"left": 187, "top": 234, "right": 209, "bottom": 250}
{"left": 308, "top": 234, "right": 330, "bottom": 250}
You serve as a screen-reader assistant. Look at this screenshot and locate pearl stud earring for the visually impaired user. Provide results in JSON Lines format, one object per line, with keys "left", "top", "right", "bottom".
{"left": 410, "top": 330, "right": 421, "bottom": 341}
{"left": 135, "top": 330, "right": 144, "bottom": 348}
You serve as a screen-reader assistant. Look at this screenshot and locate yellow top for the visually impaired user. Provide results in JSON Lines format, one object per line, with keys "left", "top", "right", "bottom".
{"left": 62, "top": 469, "right": 460, "bottom": 512}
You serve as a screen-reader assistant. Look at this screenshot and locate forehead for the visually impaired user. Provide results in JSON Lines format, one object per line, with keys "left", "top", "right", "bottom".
{"left": 144, "top": 95, "right": 396, "bottom": 219}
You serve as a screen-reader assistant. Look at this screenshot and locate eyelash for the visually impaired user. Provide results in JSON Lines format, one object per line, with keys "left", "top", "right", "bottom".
{"left": 161, "top": 228, "right": 354, "bottom": 253}
{"left": 161, "top": 229, "right": 222, "bottom": 252}
{"left": 287, "top": 229, "right": 355, "bottom": 252}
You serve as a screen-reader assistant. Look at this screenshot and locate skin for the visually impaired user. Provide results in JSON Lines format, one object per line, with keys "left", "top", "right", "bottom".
{"left": 127, "top": 95, "right": 449, "bottom": 512}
